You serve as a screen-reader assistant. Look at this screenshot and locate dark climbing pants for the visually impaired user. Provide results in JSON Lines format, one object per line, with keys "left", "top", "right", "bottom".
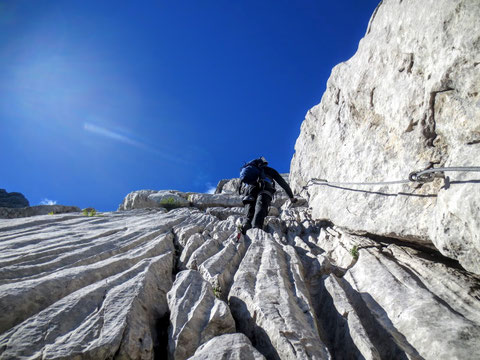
{"left": 245, "top": 191, "right": 272, "bottom": 230}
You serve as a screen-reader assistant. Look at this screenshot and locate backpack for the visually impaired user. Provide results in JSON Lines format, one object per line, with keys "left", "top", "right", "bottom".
{"left": 239, "top": 158, "right": 273, "bottom": 187}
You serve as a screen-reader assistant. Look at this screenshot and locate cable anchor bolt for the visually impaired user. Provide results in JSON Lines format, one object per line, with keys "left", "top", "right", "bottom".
{"left": 408, "top": 171, "right": 436, "bottom": 183}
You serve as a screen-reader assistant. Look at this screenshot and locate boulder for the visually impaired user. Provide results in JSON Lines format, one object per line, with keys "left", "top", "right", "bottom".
{"left": 206, "top": 206, "right": 245, "bottom": 220}
{"left": 215, "top": 178, "right": 241, "bottom": 194}
{"left": 118, "top": 190, "right": 190, "bottom": 210}
{"left": 215, "top": 175, "right": 292, "bottom": 209}
{"left": 290, "top": 0, "right": 480, "bottom": 274}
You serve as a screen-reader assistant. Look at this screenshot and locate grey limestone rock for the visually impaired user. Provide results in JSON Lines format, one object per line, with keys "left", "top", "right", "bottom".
{"left": 198, "top": 232, "right": 248, "bottom": 301}
{"left": 206, "top": 206, "right": 245, "bottom": 220}
{"left": 290, "top": 0, "right": 480, "bottom": 274}
{"left": 118, "top": 189, "right": 190, "bottom": 210}
{"left": 228, "top": 229, "right": 331, "bottom": 360}
{"left": 188, "top": 193, "right": 244, "bottom": 209}
{"left": 0, "top": 209, "right": 179, "bottom": 359}
{"left": 167, "top": 270, "right": 235, "bottom": 360}
{"left": 1, "top": 186, "right": 480, "bottom": 359}
{"left": 215, "top": 178, "right": 241, "bottom": 194}
{"left": 187, "top": 333, "right": 265, "bottom": 360}
{"left": 344, "top": 243, "right": 480, "bottom": 359}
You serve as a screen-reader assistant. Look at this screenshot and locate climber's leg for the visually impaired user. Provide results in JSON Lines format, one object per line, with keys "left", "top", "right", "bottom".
{"left": 241, "top": 199, "right": 257, "bottom": 234}
{"left": 252, "top": 191, "right": 272, "bottom": 230}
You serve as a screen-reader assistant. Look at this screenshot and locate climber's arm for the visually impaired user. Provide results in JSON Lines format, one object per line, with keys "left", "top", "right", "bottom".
{"left": 264, "top": 167, "right": 295, "bottom": 199}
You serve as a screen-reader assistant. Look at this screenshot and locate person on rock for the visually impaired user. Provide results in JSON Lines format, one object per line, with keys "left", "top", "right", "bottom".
{"left": 239, "top": 156, "right": 297, "bottom": 234}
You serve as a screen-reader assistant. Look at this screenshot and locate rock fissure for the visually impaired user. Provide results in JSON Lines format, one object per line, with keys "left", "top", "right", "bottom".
{"left": 425, "top": 88, "right": 455, "bottom": 147}
{"left": 361, "top": 231, "right": 465, "bottom": 271}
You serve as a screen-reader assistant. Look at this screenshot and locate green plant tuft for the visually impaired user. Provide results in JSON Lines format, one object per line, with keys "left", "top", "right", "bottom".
{"left": 213, "top": 285, "right": 222, "bottom": 299}
{"left": 48, "top": 211, "right": 54, "bottom": 215}
{"left": 350, "top": 245, "right": 359, "bottom": 260}
{"left": 160, "top": 197, "right": 176, "bottom": 205}
{"left": 83, "top": 208, "right": 99, "bottom": 217}
{"left": 159, "top": 197, "right": 180, "bottom": 210}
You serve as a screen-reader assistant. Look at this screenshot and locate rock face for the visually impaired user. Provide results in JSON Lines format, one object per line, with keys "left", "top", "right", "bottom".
{"left": 0, "top": 189, "right": 29, "bottom": 208}
{"left": 2, "top": 177, "right": 480, "bottom": 359}
{"left": 290, "top": 0, "right": 480, "bottom": 274}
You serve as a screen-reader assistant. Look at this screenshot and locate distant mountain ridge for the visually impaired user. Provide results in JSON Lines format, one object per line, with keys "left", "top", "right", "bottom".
{"left": 0, "top": 189, "right": 29, "bottom": 208}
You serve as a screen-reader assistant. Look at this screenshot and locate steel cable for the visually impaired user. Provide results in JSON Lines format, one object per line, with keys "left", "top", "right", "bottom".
{"left": 303, "top": 166, "right": 480, "bottom": 189}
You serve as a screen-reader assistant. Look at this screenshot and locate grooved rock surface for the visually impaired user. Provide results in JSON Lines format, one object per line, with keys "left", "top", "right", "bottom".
{"left": 167, "top": 270, "right": 235, "bottom": 360}
{"left": 290, "top": 0, "right": 480, "bottom": 274}
{"left": 0, "top": 209, "right": 178, "bottom": 359}
{"left": 188, "top": 333, "right": 266, "bottom": 360}
{"left": 345, "top": 244, "right": 480, "bottom": 359}
{"left": 1, "top": 185, "right": 480, "bottom": 359}
{"left": 0, "top": 189, "right": 29, "bottom": 208}
{"left": 228, "top": 229, "right": 331, "bottom": 360}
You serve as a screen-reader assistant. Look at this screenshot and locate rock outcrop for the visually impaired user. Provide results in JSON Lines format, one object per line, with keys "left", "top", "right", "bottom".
{"left": 118, "top": 190, "right": 191, "bottom": 211}
{"left": 0, "top": 189, "right": 29, "bottom": 208}
{"left": 290, "top": 0, "right": 480, "bottom": 274}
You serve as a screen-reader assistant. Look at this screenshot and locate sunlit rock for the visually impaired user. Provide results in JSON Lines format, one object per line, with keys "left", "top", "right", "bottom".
{"left": 290, "top": 0, "right": 480, "bottom": 274}
{"left": 167, "top": 270, "right": 235, "bottom": 360}
{"left": 188, "top": 333, "right": 266, "bottom": 360}
{"left": 118, "top": 189, "right": 190, "bottom": 210}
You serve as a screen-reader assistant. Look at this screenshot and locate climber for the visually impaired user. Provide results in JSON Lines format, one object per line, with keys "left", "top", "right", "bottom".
{"left": 239, "top": 156, "right": 297, "bottom": 234}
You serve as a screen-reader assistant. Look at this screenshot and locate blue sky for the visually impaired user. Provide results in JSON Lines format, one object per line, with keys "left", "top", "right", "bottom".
{"left": 0, "top": 0, "right": 379, "bottom": 211}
